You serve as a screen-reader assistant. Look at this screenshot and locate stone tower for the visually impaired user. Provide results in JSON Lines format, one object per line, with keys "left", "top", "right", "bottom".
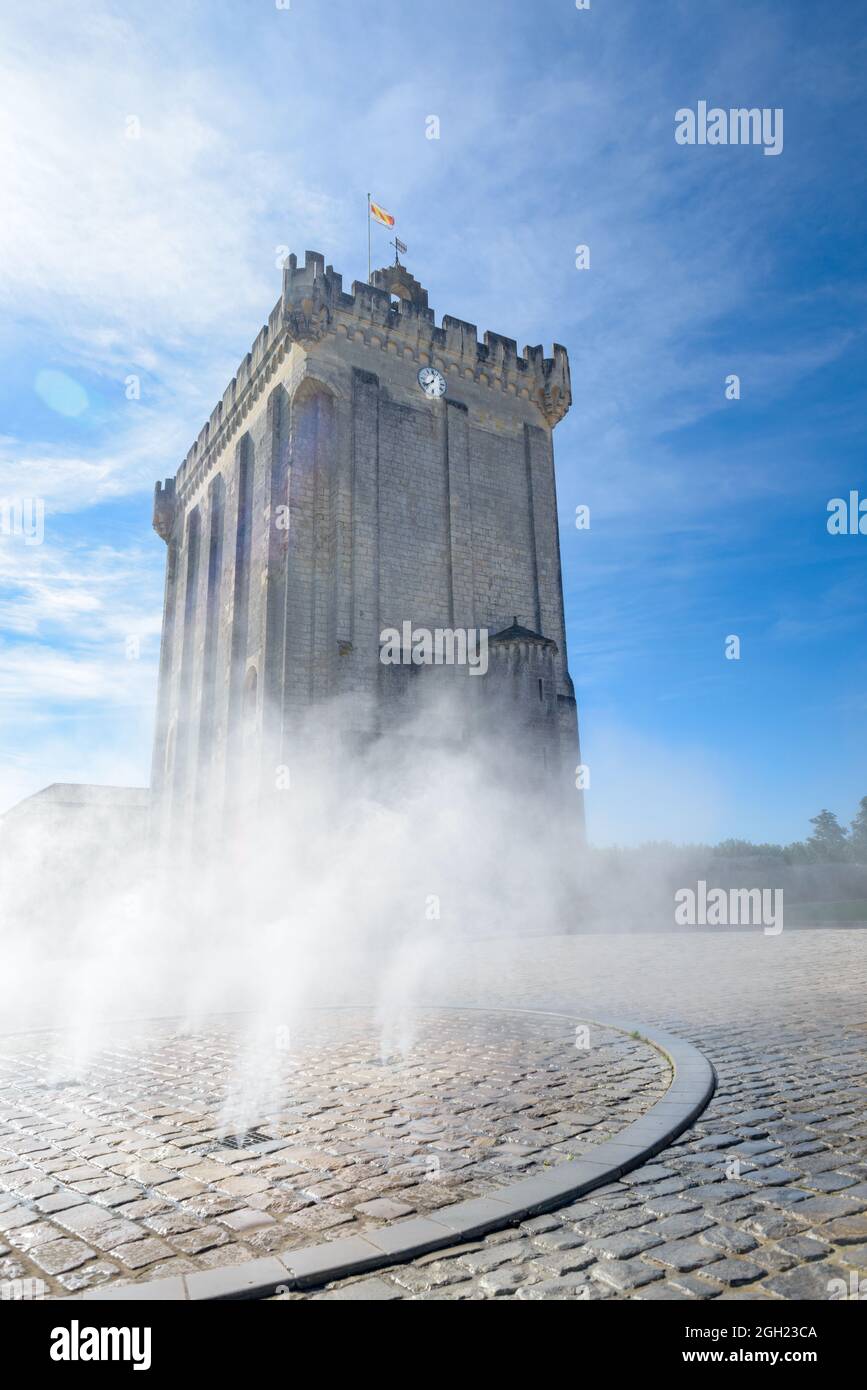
{"left": 150, "top": 251, "right": 583, "bottom": 843}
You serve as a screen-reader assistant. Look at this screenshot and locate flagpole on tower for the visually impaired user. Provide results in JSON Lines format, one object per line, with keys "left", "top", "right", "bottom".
{"left": 367, "top": 192, "right": 371, "bottom": 283}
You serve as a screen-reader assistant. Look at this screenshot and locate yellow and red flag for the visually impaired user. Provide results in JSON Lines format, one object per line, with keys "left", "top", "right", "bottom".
{"left": 369, "top": 200, "right": 395, "bottom": 229}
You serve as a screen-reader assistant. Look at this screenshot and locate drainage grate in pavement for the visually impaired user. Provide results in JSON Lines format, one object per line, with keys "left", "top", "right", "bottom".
{"left": 212, "top": 1129, "right": 272, "bottom": 1150}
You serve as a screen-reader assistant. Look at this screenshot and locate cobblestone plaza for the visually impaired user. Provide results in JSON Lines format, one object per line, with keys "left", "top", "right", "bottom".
{"left": 2, "top": 928, "right": 865, "bottom": 1302}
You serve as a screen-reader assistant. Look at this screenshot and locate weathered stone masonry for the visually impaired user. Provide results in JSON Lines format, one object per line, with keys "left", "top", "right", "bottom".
{"left": 150, "top": 251, "right": 583, "bottom": 839}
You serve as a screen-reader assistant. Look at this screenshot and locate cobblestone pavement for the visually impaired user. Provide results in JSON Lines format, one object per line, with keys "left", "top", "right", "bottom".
{"left": 0, "top": 1009, "right": 667, "bottom": 1296}
{"left": 271, "top": 929, "right": 867, "bottom": 1301}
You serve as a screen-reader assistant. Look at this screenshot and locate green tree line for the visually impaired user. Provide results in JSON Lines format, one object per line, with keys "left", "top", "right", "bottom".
{"left": 712, "top": 796, "right": 867, "bottom": 865}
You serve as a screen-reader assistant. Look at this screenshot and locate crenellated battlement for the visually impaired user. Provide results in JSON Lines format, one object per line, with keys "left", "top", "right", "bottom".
{"left": 169, "top": 249, "right": 571, "bottom": 505}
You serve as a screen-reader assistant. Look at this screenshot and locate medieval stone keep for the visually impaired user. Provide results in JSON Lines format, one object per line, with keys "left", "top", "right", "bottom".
{"left": 150, "top": 251, "right": 582, "bottom": 840}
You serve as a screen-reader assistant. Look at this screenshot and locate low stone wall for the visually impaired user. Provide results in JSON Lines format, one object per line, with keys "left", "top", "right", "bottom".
{"left": 0, "top": 784, "right": 150, "bottom": 937}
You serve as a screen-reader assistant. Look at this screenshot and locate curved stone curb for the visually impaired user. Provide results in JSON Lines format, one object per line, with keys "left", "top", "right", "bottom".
{"left": 69, "top": 1009, "right": 715, "bottom": 1302}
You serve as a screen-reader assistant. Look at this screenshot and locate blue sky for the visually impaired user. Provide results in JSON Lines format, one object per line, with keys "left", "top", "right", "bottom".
{"left": 1, "top": 0, "right": 865, "bottom": 843}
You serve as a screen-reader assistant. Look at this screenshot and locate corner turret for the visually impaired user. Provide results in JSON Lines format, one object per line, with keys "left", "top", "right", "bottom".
{"left": 153, "top": 478, "right": 176, "bottom": 543}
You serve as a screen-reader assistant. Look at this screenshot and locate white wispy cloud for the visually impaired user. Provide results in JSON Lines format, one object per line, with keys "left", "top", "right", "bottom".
{"left": 0, "top": 5, "right": 304, "bottom": 338}
{"left": 0, "top": 531, "right": 162, "bottom": 811}
{"left": 0, "top": 535, "right": 162, "bottom": 645}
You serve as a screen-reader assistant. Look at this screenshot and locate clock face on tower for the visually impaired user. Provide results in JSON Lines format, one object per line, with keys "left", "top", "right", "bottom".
{"left": 417, "top": 365, "right": 447, "bottom": 399}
